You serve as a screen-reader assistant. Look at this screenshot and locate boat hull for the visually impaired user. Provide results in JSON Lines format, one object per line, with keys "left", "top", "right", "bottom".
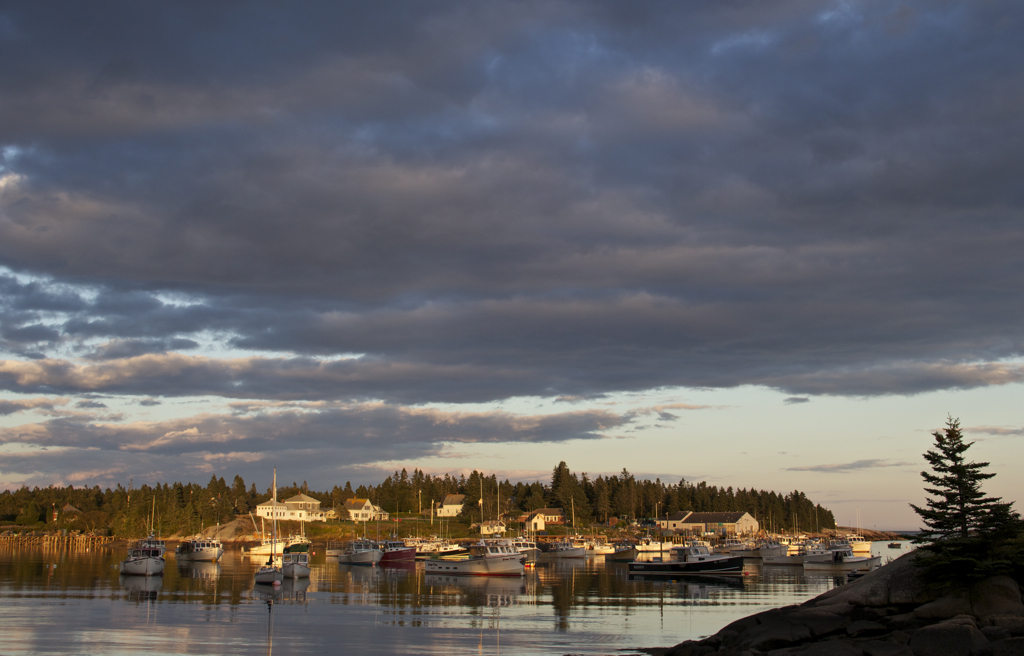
{"left": 424, "top": 554, "right": 524, "bottom": 577}
{"left": 379, "top": 547, "right": 416, "bottom": 564}
{"left": 338, "top": 549, "right": 383, "bottom": 566}
{"left": 609, "top": 547, "right": 638, "bottom": 562}
{"left": 762, "top": 553, "right": 804, "bottom": 565}
{"left": 176, "top": 545, "right": 224, "bottom": 562}
{"left": 547, "top": 546, "right": 586, "bottom": 558}
{"left": 803, "top": 555, "right": 880, "bottom": 572}
{"left": 120, "top": 556, "right": 165, "bottom": 576}
{"left": 282, "top": 563, "right": 311, "bottom": 578}
{"left": 254, "top": 565, "right": 284, "bottom": 583}
{"left": 627, "top": 555, "right": 744, "bottom": 576}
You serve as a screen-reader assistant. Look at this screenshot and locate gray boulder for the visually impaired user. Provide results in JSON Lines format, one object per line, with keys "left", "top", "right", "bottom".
{"left": 972, "top": 577, "right": 1024, "bottom": 619}
{"left": 980, "top": 616, "right": 1024, "bottom": 635}
{"left": 860, "top": 640, "right": 914, "bottom": 656}
{"left": 812, "top": 553, "right": 933, "bottom": 609}
{"left": 906, "top": 620, "right": 989, "bottom": 656}
{"left": 972, "top": 637, "right": 1024, "bottom": 656}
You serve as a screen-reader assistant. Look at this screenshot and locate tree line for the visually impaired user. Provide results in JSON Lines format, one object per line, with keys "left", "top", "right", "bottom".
{"left": 1, "top": 462, "right": 835, "bottom": 536}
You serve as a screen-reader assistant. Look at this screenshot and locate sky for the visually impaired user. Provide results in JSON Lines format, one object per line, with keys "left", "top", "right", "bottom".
{"left": 1, "top": 1, "right": 1022, "bottom": 530}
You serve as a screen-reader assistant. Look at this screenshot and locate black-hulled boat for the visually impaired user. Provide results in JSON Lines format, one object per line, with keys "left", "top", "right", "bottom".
{"left": 627, "top": 543, "right": 744, "bottom": 576}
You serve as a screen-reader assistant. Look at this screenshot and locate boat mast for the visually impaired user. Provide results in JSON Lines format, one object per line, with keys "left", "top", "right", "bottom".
{"left": 270, "top": 467, "right": 278, "bottom": 565}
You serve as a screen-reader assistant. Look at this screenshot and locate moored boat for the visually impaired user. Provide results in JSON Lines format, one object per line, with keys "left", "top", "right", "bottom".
{"left": 253, "top": 467, "right": 284, "bottom": 585}
{"left": 609, "top": 541, "right": 638, "bottom": 562}
{"left": 281, "top": 542, "right": 311, "bottom": 579}
{"left": 510, "top": 538, "right": 541, "bottom": 563}
{"left": 802, "top": 549, "right": 881, "bottom": 572}
{"left": 546, "top": 539, "right": 586, "bottom": 558}
{"left": 424, "top": 540, "right": 524, "bottom": 577}
{"left": 336, "top": 539, "right": 383, "bottom": 566}
{"left": 175, "top": 536, "right": 224, "bottom": 562}
{"left": 627, "top": 542, "right": 744, "bottom": 576}
{"left": 378, "top": 540, "right": 416, "bottom": 564}
{"left": 120, "top": 541, "right": 166, "bottom": 576}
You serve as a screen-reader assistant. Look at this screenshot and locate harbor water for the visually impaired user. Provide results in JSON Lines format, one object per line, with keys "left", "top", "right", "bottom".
{"left": 0, "top": 541, "right": 915, "bottom": 655}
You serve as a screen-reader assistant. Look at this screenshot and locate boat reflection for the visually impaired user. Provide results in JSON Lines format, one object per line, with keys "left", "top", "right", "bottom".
{"left": 423, "top": 573, "right": 527, "bottom": 607}
{"left": 176, "top": 559, "right": 221, "bottom": 580}
{"left": 627, "top": 572, "right": 750, "bottom": 598}
{"left": 252, "top": 577, "right": 310, "bottom": 603}
{"left": 120, "top": 573, "right": 162, "bottom": 601}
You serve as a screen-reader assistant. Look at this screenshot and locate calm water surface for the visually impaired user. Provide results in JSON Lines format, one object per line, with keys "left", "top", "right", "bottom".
{"left": 0, "top": 542, "right": 914, "bottom": 655}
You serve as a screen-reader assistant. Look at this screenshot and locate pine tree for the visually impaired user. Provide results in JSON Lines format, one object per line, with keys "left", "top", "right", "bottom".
{"left": 910, "top": 417, "right": 1016, "bottom": 540}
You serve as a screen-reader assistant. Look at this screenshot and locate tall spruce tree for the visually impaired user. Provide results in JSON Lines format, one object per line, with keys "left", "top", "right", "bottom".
{"left": 910, "top": 417, "right": 1015, "bottom": 540}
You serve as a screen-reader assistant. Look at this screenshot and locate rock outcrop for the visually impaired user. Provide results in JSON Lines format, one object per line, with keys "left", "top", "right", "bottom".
{"left": 663, "top": 553, "right": 1024, "bottom": 656}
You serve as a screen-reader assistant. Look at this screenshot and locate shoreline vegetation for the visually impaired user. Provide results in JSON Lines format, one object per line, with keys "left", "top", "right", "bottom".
{"left": 0, "top": 461, "right": 837, "bottom": 539}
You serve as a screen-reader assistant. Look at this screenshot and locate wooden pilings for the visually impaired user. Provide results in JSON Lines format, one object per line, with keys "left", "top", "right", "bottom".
{"left": 0, "top": 533, "right": 115, "bottom": 548}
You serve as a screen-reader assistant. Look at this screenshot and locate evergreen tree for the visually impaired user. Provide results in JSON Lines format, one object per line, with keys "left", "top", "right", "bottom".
{"left": 910, "top": 417, "right": 1016, "bottom": 540}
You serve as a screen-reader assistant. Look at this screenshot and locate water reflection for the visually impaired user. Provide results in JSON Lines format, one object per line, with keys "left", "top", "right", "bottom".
{"left": 2, "top": 544, "right": 842, "bottom": 656}
{"left": 177, "top": 559, "right": 221, "bottom": 580}
{"left": 424, "top": 574, "right": 527, "bottom": 607}
{"left": 120, "top": 573, "right": 162, "bottom": 601}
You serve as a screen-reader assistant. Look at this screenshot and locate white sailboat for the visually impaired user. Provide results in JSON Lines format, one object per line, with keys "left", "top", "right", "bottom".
{"left": 254, "top": 468, "right": 284, "bottom": 584}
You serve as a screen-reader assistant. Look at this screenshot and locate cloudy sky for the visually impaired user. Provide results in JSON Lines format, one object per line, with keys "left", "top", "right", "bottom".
{"left": 1, "top": 1, "right": 1022, "bottom": 529}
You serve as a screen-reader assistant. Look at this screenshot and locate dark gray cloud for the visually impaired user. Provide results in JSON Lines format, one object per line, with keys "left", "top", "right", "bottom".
{"left": 0, "top": 396, "right": 67, "bottom": 416}
{"left": 1, "top": 1, "right": 1023, "bottom": 489}
{"left": 0, "top": 401, "right": 632, "bottom": 488}
{"left": 784, "top": 397, "right": 809, "bottom": 405}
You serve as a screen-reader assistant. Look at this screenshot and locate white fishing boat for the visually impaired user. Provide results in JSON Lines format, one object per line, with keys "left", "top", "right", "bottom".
{"left": 844, "top": 534, "right": 873, "bottom": 555}
{"left": 336, "top": 539, "right": 383, "bottom": 566}
{"left": 510, "top": 537, "right": 541, "bottom": 562}
{"left": 546, "top": 538, "right": 586, "bottom": 558}
{"left": 803, "top": 548, "right": 880, "bottom": 572}
{"left": 634, "top": 536, "right": 677, "bottom": 553}
{"left": 609, "top": 540, "right": 639, "bottom": 562}
{"left": 424, "top": 540, "right": 524, "bottom": 577}
{"left": 407, "top": 536, "right": 463, "bottom": 559}
{"left": 254, "top": 468, "right": 284, "bottom": 585}
{"left": 713, "top": 538, "right": 747, "bottom": 555}
{"left": 586, "top": 538, "right": 616, "bottom": 555}
{"left": 120, "top": 498, "right": 166, "bottom": 575}
{"left": 803, "top": 539, "right": 854, "bottom": 563}
{"left": 175, "top": 536, "right": 224, "bottom": 562}
{"left": 120, "top": 542, "right": 166, "bottom": 576}
{"left": 281, "top": 543, "right": 311, "bottom": 579}
{"left": 138, "top": 534, "right": 167, "bottom": 556}
{"left": 761, "top": 541, "right": 808, "bottom": 565}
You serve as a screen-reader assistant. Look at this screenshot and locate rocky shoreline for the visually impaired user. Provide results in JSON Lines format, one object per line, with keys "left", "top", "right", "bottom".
{"left": 645, "top": 552, "right": 1023, "bottom": 656}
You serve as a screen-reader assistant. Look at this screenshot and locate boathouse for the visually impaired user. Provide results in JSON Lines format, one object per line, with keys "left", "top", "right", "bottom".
{"left": 657, "top": 511, "right": 759, "bottom": 536}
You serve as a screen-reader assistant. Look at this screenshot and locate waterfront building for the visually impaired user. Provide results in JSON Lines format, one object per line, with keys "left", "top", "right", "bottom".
{"left": 256, "top": 493, "right": 328, "bottom": 522}
{"left": 656, "top": 511, "right": 759, "bottom": 536}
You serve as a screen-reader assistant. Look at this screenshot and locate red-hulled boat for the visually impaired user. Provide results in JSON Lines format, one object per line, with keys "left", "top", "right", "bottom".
{"left": 378, "top": 540, "right": 416, "bottom": 564}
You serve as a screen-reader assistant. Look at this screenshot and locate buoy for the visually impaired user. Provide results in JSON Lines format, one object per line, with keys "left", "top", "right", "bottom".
{"left": 273, "top": 580, "right": 282, "bottom": 587}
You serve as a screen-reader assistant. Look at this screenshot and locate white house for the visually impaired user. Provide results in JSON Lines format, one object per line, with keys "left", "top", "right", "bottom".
{"left": 436, "top": 494, "right": 465, "bottom": 518}
{"left": 480, "top": 520, "right": 506, "bottom": 537}
{"left": 256, "top": 493, "right": 327, "bottom": 522}
{"left": 343, "top": 498, "right": 389, "bottom": 522}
